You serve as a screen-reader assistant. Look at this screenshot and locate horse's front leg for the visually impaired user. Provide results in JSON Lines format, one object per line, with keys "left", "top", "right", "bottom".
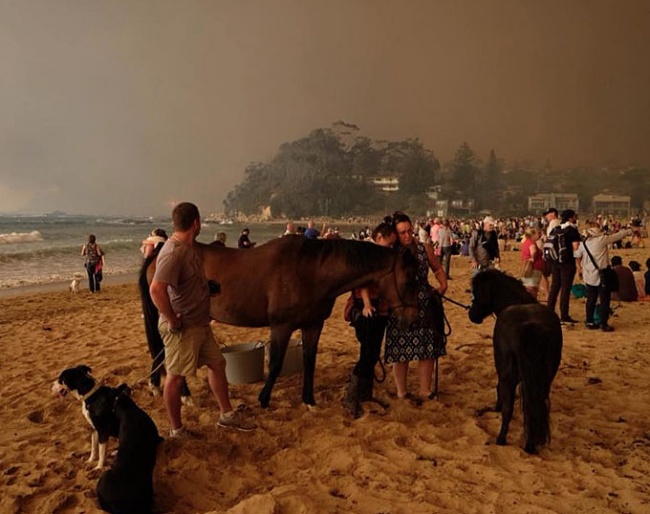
{"left": 301, "top": 322, "right": 324, "bottom": 406}
{"left": 258, "top": 327, "right": 292, "bottom": 408}
{"left": 496, "top": 378, "right": 516, "bottom": 446}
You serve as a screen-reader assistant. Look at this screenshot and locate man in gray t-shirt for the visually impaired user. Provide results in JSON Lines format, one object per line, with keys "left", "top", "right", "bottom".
{"left": 150, "top": 202, "right": 256, "bottom": 436}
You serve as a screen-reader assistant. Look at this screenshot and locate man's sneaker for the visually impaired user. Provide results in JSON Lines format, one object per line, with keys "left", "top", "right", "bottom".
{"left": 585, "top": 322, "right": 599, "bottom": 330}
{"left": 561, "top": 316, "right": 579, "bottom": 324}
{"left": 217, "top": 411, "right": 257, "bottom": 432}
{"left": 168, "top": 426, "right": 190, "bottom": 439}
{"left": 601, "top": 324, "right": 615, "bottom": 332}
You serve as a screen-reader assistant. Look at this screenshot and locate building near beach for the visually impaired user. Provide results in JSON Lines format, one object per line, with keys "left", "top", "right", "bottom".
{"left": 528, "top": 193, "right": 579, "bottom": 213}
{"left": 592, "top": 193, "right": 631, "bottom": 217}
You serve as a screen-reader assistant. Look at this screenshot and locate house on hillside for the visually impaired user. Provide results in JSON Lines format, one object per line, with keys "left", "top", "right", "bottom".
{"left": 369, "top": 176, "right": 399, "bottom": 193}
{"left": 592, "top": 193, "right": 631, "bottom": 217}
{"left": 528, "top": 193, "right": 579, "bottom": 213}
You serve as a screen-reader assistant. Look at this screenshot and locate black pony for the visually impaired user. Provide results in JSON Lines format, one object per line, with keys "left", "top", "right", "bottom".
{"left": 468, "top": 269, "right": 562, "bottom": 454}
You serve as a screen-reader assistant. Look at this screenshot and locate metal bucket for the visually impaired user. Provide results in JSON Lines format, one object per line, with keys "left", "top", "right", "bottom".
{"left": 265, "top": 338, "right": 303, "bottom": 376}
{"left": 222, "top": 341, "right": 265, "bottom": 384}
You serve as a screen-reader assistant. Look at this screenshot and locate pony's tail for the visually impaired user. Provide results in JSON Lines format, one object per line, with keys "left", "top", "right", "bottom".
{"left": 518, "top": 322, "right": 552, "bottom": 453}
{"left": 138, "top": 249, "right": 164, "bottom": 360}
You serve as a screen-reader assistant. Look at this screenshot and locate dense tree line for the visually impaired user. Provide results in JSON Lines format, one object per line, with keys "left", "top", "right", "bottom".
{"left": 223, "top": 122, "right": 440, "bottom": 218}
{"left": 224, "top": 122, "right": 649, "bottom": 217}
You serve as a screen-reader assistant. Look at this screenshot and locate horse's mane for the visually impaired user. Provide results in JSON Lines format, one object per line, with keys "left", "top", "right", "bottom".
{"left": 282, "top": 236, "right": 393, "bottom": 272}
{"left": 472, "top": 269, "right": 537, "bottom": 305}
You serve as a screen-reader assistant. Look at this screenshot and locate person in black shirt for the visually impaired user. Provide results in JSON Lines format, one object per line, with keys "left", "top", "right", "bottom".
{"left": 547, "top": 209, "right": 581, "bottom": 323}
{"left": 237, "top": 228, "right": 256, "bottom": 249}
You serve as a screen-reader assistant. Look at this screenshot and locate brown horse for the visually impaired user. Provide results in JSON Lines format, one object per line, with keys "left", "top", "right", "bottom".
{"left": 140, "top": 235, "right": 420, "bottom": 408}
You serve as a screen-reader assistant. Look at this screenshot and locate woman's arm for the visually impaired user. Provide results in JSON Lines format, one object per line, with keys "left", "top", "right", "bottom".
{"left": 424, "top": 244, "right": 448, "bottom": 295}
{"left": 359, "top": 288, "right": 374, "bottom": 317}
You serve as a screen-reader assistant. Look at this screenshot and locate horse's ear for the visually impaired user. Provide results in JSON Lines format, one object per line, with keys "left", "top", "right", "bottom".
{"left": 79, "top": 365, "right": 92, "bottom": 374}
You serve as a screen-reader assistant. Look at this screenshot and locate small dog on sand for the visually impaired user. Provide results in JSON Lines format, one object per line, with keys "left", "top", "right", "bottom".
{"left": 70, "top": 278, "right": 80, "bottom": 293}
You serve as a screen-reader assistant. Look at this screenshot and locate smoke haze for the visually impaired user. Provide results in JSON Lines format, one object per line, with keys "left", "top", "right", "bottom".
{"left": 1, "top": 0, "right": 648, "bottom": 215}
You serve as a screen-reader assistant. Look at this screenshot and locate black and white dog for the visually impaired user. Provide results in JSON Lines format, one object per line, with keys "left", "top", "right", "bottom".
{"left": 96, "top": 384, "right": 162, "bottom": 514}
{"left": 52, "top": 365, "right": 123, "bottom": 469}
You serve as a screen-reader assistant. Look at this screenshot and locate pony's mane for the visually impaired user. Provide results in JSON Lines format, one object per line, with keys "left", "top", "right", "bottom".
{"left": 473, "top": 269, "right": 537, "bottom": 304}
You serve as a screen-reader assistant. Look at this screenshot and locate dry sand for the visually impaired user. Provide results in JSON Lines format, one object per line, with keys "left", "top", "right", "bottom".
{"left": 1, "top": 248, "right": 649, "bottom": 514}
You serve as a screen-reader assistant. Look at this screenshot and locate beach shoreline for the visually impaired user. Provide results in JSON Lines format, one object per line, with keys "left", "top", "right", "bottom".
{"left": 0, "top": 271, "right": 139, "bottom": 299}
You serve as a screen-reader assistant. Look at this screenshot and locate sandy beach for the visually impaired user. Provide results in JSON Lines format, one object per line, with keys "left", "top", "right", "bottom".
{"left": 1, "top": 247, "right": 649, "bottom": 514}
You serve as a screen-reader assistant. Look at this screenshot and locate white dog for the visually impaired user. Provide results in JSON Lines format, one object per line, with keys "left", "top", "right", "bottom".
{"left": 70, "top": 278, "right": 80, "bottom": 293}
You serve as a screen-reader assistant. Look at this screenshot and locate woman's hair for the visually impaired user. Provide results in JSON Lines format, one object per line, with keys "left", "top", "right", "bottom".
{"left": 87, "top": 234, "right": 96, "bottom": 244}
{"left": 389, "top": 211, "right": 411, "bottom": 226}
{"left": 524, "top": 227, "right": 538, "bottom": 239}
{"left": 152, "top": 228, "right": 168, "bottom": 239}
{"left": 372, "top": 221, "right": 396, "bottom": 241}
{"left": 215, "top": 232, "right": 227, "bottom": 244}
{"left": 629, "top": 260, "right": 641, "bottom": 272}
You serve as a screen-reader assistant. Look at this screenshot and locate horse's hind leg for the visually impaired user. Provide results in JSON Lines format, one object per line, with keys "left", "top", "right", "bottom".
{"left": 258, "top": 327, "right": 292, "bottom": 408}
{"left": 496, "top": 378, "right": 517, "bottom": 446}
{"left": 301, "top": 322, "right": 324, "bottom": 406}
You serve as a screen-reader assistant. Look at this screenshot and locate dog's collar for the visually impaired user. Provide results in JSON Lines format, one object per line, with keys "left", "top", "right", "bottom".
{"left": 80, "top": 382, "right": 102, "bottom": 402}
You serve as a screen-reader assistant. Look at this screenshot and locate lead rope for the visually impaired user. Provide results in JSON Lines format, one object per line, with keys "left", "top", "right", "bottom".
{"left": 130, "top": 347, "right": 166, "bottom": 388}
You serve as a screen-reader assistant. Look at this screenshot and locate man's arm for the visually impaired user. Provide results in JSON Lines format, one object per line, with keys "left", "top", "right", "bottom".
{"left": 150, "top": 280, "right": 181, "bottom": 331}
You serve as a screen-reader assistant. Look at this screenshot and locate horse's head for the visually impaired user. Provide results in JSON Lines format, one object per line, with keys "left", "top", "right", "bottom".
{"left": 468, "top": 269, "right": 500, "bottom": 323}
{"left": 469, "top": 268, "right": 537, "bottom": 324}
{"left": 377, "top": 248, "right": 419, "bottom": 328}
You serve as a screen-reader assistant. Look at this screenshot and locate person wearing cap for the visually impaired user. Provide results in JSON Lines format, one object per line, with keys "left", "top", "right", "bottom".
{"left": 547, "top": 209, "right": 581, "bottom": 323}
{"left": 575, "top": 222, "right": 632, "bottom": 331}
{"left": 543, "top": 208, "right": 560, "bottom": 236}
{"left": 540, "top": 207, "right": 560, "bottom": 300}
{"left": 469, "top": 216, "right": 500, "bottom": 271}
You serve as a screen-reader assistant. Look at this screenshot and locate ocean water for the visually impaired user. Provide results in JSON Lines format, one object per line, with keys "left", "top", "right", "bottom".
{"left": 0, "top": 215, "right": 294, "bottom": 289}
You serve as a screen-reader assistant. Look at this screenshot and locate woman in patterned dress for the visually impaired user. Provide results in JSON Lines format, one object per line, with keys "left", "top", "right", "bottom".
{"left": 385, "top": 212, "right": 448, "bottom": 400}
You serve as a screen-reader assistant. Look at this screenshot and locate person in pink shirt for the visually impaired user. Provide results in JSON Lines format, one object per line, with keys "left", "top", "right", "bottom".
{"left": 520, "top": 227, "right": 545, "bottom": 299}
{"left": 429, "top": 217, "right": 442, "bottom": 255}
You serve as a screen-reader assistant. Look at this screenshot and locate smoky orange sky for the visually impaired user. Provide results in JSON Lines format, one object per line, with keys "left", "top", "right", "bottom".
{"left": 1, "top": 0, "right": 649, "bottom": 215}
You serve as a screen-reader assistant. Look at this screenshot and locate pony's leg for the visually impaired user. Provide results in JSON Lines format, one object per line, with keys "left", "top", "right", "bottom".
{"left": 301, "top": 322, "right": 325, "bottom": 406}
{"left": 258, "top": 327, "right": 292, "bottom": 408}
{"left": 496, "top": 378, "right": 517, "bottom": 446}
{"left": 180, "top": 378, "right": 193, "bottom": 406}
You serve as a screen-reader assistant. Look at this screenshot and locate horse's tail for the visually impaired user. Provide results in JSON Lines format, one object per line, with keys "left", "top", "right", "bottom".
{"left": 518, "top": 321, "right": 553, "bottom": 452}
{"left": 138, "top": 251, "right": 164, "bottom": 361}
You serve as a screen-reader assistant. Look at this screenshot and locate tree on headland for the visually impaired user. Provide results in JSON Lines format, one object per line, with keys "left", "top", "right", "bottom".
{"left": 223, "top": 123, "right": 441, "bottom": 218}
{"left": 446, "top": 142, "right": 480, "bottom": 196}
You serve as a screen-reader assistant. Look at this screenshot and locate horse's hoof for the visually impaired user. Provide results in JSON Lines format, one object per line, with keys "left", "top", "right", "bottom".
{"left": 181, "top": 396, "right": 194, "bottom": 407}
{"left": 524, "top": 443, "right": 538, "bottom": 454}
{"left": 149, "top": 384, "right": 162, "bottom": 397}
{"left": 496, "top": 436, "right": 507, "bottom": 446}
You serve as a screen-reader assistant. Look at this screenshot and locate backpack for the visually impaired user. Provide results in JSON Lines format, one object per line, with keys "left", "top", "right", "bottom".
{"left": 543, "top": 226, "right": 568, "bottom": 263}
{"left": 85, "top": 243, "right": 100, "bottom": 268}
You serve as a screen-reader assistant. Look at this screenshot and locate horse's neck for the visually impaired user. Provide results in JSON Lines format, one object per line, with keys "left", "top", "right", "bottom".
{"left": 329, "top": 252, "right": 389, "bottom": 297}
{"left": 493, "top": 286, "right": 535, "bottom": 315}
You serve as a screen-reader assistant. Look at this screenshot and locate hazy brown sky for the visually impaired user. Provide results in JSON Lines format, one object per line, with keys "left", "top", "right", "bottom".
{"left": 1, "top": 0, "right": 649, "bottom": 215}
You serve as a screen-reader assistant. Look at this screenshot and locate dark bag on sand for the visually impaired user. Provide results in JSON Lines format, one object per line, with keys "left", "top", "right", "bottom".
{"left": 599, "top": 266, "right": 619, "bottom": 292}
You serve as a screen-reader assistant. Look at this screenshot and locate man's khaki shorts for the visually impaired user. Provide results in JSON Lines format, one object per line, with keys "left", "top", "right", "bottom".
{"left": 158, "top": 319, "right": 225, "bottom": 377}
